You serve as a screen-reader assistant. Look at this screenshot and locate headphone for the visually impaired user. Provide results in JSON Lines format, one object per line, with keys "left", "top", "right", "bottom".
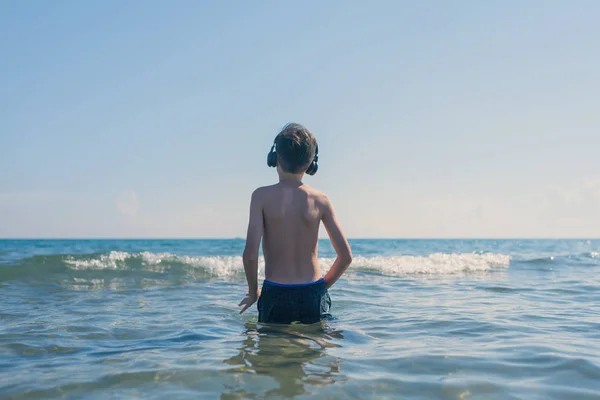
{"left": 267, "top": 139, "right": 319, "bottom": 176}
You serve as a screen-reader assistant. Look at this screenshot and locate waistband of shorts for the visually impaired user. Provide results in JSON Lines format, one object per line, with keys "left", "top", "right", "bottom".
{"left": 262, "top": 278, "right": 325, "bottom": 288}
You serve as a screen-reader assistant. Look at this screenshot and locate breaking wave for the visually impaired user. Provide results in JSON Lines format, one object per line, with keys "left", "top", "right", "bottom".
{"left": 0, "top": 251, "right": 510, "bottom": 283}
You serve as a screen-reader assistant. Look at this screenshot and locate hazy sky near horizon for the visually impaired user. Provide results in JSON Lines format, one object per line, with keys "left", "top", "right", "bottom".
{"left": 1, "top": 0, "right": 599, "bottom": 238}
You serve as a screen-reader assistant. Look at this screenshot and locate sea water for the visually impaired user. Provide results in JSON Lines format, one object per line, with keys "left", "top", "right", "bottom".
{"left": 1, "top": 239, "right": 599, "bottom": 399}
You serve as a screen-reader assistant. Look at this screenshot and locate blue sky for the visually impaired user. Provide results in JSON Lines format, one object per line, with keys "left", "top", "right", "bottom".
{"left": 1, "top": 0, "right": 599, "bottom": 238}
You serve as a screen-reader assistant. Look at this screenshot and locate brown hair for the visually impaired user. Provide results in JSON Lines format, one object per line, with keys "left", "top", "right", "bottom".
{"left": 275, "top": 123, "right": 317, "bottom": 173}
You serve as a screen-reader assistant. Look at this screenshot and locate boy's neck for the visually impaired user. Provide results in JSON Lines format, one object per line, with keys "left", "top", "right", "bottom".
{"left": 278, "top": 170, "right": 304, "bottom": 184}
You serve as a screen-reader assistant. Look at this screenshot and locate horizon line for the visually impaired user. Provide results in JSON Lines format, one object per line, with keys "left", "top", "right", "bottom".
{"left": 1, "top": 237, "right": 598, "bottom": 241}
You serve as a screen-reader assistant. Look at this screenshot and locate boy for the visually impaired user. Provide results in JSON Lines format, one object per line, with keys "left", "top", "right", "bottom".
{"left": 238, "top": 123, "right": 353, "bottom": 324}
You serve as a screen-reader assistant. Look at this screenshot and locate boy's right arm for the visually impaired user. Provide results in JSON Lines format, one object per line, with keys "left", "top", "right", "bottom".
{"left": 321, "top": 196, "right": 352, "bottom": 289}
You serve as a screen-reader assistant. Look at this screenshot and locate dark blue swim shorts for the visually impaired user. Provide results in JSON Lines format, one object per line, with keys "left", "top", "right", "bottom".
{"left": 257, "top": 278, "right": 332, "bottom": 324}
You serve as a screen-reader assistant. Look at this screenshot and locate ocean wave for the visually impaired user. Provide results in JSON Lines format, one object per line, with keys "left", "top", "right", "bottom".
{"left": 343, "top": 253, "right": 510, "bottom": 275}
{"left": 0, "top": 251, "right": 510, "bottom": 283}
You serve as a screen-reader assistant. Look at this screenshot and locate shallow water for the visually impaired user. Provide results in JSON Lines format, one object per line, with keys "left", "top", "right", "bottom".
{"left": 1, "top": 239, "right": 600, "bottom": 399}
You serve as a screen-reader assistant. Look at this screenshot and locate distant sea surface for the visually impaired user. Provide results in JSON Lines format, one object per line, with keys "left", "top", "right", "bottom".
{"left": 1, "top": 239, "right": 599, "bottom": 399}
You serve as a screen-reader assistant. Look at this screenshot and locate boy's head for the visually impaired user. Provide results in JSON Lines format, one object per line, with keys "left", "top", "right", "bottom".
{"left": 272, "top": 123, "right": 318, "bottom": 174}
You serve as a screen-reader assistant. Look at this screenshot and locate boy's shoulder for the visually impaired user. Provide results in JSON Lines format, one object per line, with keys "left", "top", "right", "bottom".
{"left": 302, "top": 184, "right": 330, "bottom": 204}
{"left": 250, "top": 184, "right": 275, "bottom": 197}
{"left": 249, "top": 185, "right": 273, "bottom": 203}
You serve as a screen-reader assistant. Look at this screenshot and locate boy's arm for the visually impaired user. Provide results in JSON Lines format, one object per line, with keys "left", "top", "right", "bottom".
{"left": 240, "top": 189, "right": 264, "bottom": 313}
{"left": 321, "top": 196, "right": 352, "bottom": 289}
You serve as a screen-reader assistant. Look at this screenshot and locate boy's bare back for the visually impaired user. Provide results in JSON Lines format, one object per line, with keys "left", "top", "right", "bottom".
{"left": 244, "top": 179, "right": 350, "bottom": 286}
{"left": 254, "top": 182, "right": 326, "bottom": 284}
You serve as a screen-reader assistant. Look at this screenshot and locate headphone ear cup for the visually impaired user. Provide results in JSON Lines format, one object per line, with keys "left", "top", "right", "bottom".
{"left": 306, "top": 161, "right": 318, "bottom": 176}
{"left": 306, "top": 146, "right": 318, "bottom": 175}
{"left": 267, "top": 146, "right": 277, "bottom": 167}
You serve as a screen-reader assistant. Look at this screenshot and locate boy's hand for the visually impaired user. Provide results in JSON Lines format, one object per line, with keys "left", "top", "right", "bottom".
{"left": 239, "top": 289, "right": 261, "bottom": 314}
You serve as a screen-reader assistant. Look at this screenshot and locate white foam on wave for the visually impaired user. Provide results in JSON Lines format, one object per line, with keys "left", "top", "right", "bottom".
{"left": 64, "top": 252, "right": 250, "bottom": 278}
{"left": 64, "top": 251, "right": 131, "bottom": 270}
{"left": 320, "top": 252, "right": 511, "bottom": 275}
{"left": 64, "top": 251, "right": 510, "bottom": 278}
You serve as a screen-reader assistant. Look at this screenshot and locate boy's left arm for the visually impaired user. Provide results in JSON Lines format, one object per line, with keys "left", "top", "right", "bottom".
{"left": 239, "top": 188, "right": 264, "bottom": 314}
